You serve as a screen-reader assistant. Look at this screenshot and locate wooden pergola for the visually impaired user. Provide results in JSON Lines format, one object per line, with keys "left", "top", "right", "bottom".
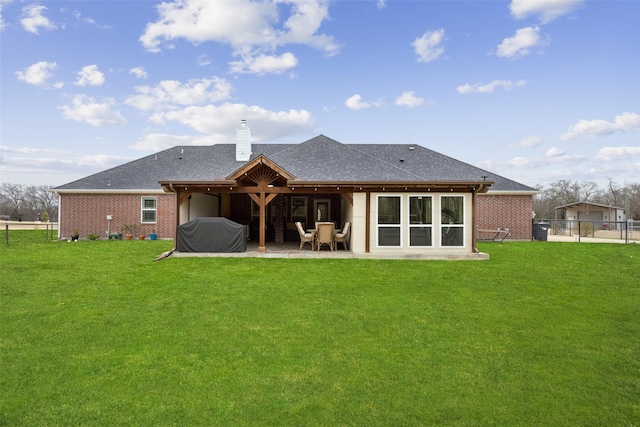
{"left": 160, "top": 155, "right": 493, "bottom": 253}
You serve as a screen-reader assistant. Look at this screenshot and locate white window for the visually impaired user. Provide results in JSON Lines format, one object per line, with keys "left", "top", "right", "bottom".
{"left": 409, "top": 195, "right": 432, "bottom": 247}
{"left": 440, "top": 196, "right": 464, "bottom": 246}
{"left": 377, "top": 195, "right": 401, "bottom": 246}
{"left": 141, "top": 197, "right": 157, "bottom": 223}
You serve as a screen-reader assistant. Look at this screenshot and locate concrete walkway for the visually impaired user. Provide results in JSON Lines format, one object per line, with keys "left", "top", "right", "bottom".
{"left": 170, "top": 241, "right": 490, "bottom": 260}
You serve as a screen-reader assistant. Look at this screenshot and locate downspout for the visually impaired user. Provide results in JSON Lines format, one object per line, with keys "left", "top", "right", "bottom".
{"left": 173, "top": 186, "right": 179, "bottom": 250}
{"left": 57, "top": 193, "right": 61, "bottom": 240}
{"left": 472, "top": 187, "right": 478, "bottom": 253}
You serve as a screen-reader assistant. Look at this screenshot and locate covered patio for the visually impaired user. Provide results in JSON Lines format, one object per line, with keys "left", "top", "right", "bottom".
{"left": 160, "top": 154, "right": 492, "bottom": 256}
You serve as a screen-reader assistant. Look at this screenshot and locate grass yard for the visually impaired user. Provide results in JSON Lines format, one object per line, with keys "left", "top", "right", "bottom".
{"left": 1, "top": 231, "right": 639, "bottom": 426}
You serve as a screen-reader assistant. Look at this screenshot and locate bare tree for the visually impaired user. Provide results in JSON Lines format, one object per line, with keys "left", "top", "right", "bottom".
{"left": 532, "top": 184, "right": 556, "bottom": 219}
{"left": 0, "top": 183, "right": 59, "bottom": 221}
{"left": 623, "top": 183, "right": 640, "bottom": 220}
{"left": 0, "top": 183, "right": 26, "bottom": 220}
{"left": 34, "top": 185, "right": 58, "bottom": 220}
{"left": 579, "top": 181, "right": 598, "bottom": 202}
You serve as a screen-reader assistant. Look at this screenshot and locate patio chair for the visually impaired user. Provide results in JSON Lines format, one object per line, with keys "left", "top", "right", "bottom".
{"left": 334, "top": 222, "right": 351, "bottom": 250}
{"left": 316, "top": 222, "right": 334, "bottom": 251}
{"left": 295, "top": 221, "right": 315, "bottom": 250}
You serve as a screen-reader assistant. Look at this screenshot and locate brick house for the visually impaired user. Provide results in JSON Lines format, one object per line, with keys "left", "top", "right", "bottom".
{"left": 54, "top": 122, "right": 536, "bottom": 256}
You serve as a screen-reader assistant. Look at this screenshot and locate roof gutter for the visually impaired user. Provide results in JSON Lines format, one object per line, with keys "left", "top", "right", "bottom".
{"left": 482, "top": 190, "right": 540, "bottom": 196}
{"left": 53, "top": 188, "right": 166, "bottom": 194}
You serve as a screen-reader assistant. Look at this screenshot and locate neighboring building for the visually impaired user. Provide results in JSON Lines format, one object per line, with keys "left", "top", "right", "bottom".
{"left": 54, "top": 122, "right": 536, "bottom": 255}
{"left": 555, "top": 201, "right": 627, "bottom": 225}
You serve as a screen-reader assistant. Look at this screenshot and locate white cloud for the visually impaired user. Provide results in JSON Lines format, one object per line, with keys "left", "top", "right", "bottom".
{"left": 561, "top": 112, "right": 640, "bottom": 141}
{"left": 412, "top": 29, "right": 445, "bottom": 63}
{"left": 344, "top": 94, "right": 383, "bottom": 110}
{"left": 377, "top": 0, "right": 386, "bottom": 9}
{"left": 507, "top": 151, "right": 585, "bottom": 168}
{"left": 129, "top": 66, "right": 148, "bottom": 79}
{"left": 595, "top": 146, "right": 640, "bottom": 161}
{"left": 139, "top": 0, "right": 338, "bottom": 74}
{"left": 394, "top": 91, "right": 424, "bottom": 108}
{"left": 0, "top": 145, "right": 68, "bottom": 155}
{"left": 153, "top": 102, "right": 315, "bottom": 140}
{"left": 510, "top": 0, "right": 583, "bottom": 24}
{"left": 278, "top": 1, "right": 339, "bottom": 55}
{"left": 20, "top": 4, "right": 56, "bottom": 34}
{"left": 15, "top": 61, "right": 57, "bottom": 85}
{"left": 496, "top": 26, "right": 547, "bottom": 59}
{"left": 74, "top": 65, "right": 105, "bottom": 86}
{"left": 507, "top": 156, "right": 542, "bottom": 168}
{"left": 125, "top": 76, "right": 232, "bottom": 111}
{"left": 345, "top": 94, "right": 370, "bottom": 111}
{"left": 229, "top": 52, "right": 298, "bottom": 75}
{"left": 61, "top": 95, "right": 127, "bottom": 127}
{"left": 545, "top": 147, "right": 564, "bottom": 157}
{"left": 457, "top": 79, "right": 526, "bottom": 94}
{"left": 1, "top": 0, "right": 13, "bottom": 31}
{"left": 129, "top": 133, "right": 220, "bottom": 152}
{"left": 517, "top": 135, "right": 543, "bottom": 147}
{"left": 72, "top": 10, "right": 95, "bottom": 25}
{"left": 197, "top": 54, "right": 211, "bottom": 66}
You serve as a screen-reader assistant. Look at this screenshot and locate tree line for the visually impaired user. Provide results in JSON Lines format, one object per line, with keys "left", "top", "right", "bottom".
{"left": 1, "top": 179, "right": 639, "bottom": 223}
{"left": 0, "top": 183, "right": 59, "bottom": 221}
{"left": 533, "top": 179, "right": 640, "bottom": 221}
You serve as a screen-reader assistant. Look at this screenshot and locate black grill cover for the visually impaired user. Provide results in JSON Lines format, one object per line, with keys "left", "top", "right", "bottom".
{"left": 176, "top": 217, "right": 247, "bottom": 252}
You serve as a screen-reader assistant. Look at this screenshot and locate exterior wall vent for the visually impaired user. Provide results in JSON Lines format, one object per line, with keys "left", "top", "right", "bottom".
{"left": 236, "top": 119, "right": 252, "bottom": 161}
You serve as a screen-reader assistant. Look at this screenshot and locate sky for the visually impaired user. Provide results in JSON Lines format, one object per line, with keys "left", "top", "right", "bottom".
{"left": 1, "top": 0, "right": 639, "bottom": 190}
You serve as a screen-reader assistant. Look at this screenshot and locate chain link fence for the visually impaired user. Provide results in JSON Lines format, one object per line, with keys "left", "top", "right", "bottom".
{"left": 533, "top": 219, "right": 639, "bottom": 244}
{"left": 2, "top": 221, "right": 58, "bottom": 243}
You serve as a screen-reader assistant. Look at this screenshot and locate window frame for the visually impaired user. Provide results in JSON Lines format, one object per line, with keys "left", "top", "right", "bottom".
{"left": 141, "top": 196, "right": 157, "bottom": 224}
{"left": 408, "top": 195, "right": 433, "bottom": 247}
{"left": 376, "top": 194, "right": 402, "bottom": 247}
{"left": 440, "top": 195, "right": 465, "bottom": 247}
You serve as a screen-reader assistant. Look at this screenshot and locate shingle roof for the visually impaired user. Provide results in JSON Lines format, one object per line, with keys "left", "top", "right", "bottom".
{"left": 55, "top": 135, "right": 536, "bottom": 192}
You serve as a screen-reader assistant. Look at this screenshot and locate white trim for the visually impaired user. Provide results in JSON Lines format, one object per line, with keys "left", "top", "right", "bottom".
{"left": 439, "top": 195, "right": 465, "bottom": 248}
{"left": 141, "top": 196, "right": 157, "bottom": 224}
{"left": 376, "top": 194, "right": 402, "bottom": 248}
{"left": 483, "top": 190, "right": 539, "bottom": 196}
{"left": 408, "top": 194, "right": 433, "bottom": 247}
{"left": 53, "top": 189, "right": 165, "bottom": 194}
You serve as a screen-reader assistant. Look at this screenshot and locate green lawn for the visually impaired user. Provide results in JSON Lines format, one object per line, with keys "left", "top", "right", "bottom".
{"left": 1, "top": 231, "right": 639, "bottom": 426}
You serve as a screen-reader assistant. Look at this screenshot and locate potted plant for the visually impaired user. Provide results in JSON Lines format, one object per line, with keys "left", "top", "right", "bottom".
{"left": 122, "top": 224, "right": 135, "bottom": 240}
{"left": 149, "top": 229, "right": 157, "bottom": 240}
{"left": 137, "top": 224, "right": 146, "bottom": 240}
{"left": 71, "top": 228, "right": 80, "bottom": 241}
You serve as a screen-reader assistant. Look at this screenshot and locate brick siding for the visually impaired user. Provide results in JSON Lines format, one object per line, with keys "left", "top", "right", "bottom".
{"left": 59, "top": 193, "right": 175, "bottom": 239}
{"left": 60, "top": 192, "right": 533, "bottom": 241}
{"left": 477, "top": 194, "right": 533, "bottom": 240}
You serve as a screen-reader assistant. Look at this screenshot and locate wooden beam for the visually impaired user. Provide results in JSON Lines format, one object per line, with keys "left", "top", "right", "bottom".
{"left": 248, "top": 193, "right": 260, "bottom": 205}
{"left": 258, "top": 192, "right": 267, "bottom": 252}
{"left": 178, "top": 192, "right": 191, "bottom": 206}
{"left": 341, "top": 192, "right": 353, "bottom": 206}
{"left": 265, "top": 193, "right": 278, "bottom": 205}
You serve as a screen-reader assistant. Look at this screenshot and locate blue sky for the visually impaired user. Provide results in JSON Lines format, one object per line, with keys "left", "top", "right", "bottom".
{"left": 1, "top": 0, "right": 639, "bottom": 189}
